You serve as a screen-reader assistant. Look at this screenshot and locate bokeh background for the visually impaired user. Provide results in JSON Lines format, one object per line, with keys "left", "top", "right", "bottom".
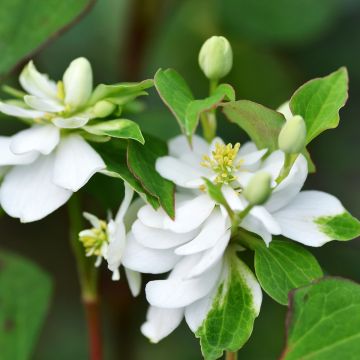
{"left": 1, "top": 0, "right": 360, "bottom": 359}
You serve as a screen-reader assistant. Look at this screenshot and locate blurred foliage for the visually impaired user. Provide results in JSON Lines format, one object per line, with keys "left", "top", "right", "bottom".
{"left": 0, "top": 0, "right": 359, "bottom": 359}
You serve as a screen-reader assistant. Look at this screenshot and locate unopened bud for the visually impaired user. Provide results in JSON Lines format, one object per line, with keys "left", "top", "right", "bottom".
{"left": 243, "top": 172, "right": 272, "bottom": 206}
{"left": 93, "top": 100, "right": 116, "bottom": 118}
{"left": 278, "top": 115, "right": 307, "bottom": 154}
{"left": 198, "top": 36, "right": 233, "bottom": 80}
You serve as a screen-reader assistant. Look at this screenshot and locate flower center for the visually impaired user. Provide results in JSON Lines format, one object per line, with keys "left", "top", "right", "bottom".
{"left": 201, "top": 142, "right": 242, "bottom": 185}
{"left": 79, "top": 220, "right": 109, "bottom": 257}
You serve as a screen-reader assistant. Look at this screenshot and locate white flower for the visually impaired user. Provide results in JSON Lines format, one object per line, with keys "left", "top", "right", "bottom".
{"left": 0, "top": 58, "right": 106, "bottom": 222}
{"left": 79, "top": 184, "right": 141, "bottom": 296}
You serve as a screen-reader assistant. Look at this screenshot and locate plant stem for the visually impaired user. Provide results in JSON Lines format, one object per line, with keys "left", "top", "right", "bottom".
{"left": 68, "top": 195, "right": 103, "bottom": 360}
{"left": 226, "top": 351, "right": 238, "bottom": 360}
{"left": 201, "top": 79, "right": 219, "bottom": 142}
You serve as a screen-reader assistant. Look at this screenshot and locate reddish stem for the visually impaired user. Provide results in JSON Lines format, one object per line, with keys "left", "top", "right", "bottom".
{"left": 84, "top": 299, "right": 103, "bottom": 360}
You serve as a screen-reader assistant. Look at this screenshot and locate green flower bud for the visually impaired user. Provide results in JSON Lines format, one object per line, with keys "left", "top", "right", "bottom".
{"left": 93, "top": 100, "right": 116, "bottom": 118}
{"left": 243, "top": 172, "right": 272, "bottom": 206}
{"left": 198, "top": 36, "right": 233, "bottom": 80}
{"left": 278, "top": 115, "right": 307, "bottom": 154}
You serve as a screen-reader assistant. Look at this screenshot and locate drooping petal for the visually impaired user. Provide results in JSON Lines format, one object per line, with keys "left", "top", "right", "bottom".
{"left": 52, "top": 114, "right": 91, "bottom": 129}
{"left": 122, "top": 233, "right": 180, "bottom": 274}
{"left": 53, "top": 135, "right": 105, "bottom": 192}
{"left": 141, "top": 306, "right": 184, "bottom": 343}
{"left": 0, "top": 137, "right": 38, "bottom": 165}
{"left": 0, "top": 101, "right": 45, "bottom": 119}
{"left": 273, "top": 190, "right": 346, "bottom": 247}
{"left": 115, "top": 183, "right": 134, "bottom": 223}
{"left": 24, "top": 95, "right": 64, "bottom": 112}
{"left": 106, "top": 220, "right": 126, "bottom": 274}
{"left": 10, "top": 125, "right": 60, "bottom": 155}
{"left": 168, "top": 135, "right": 208, "bottom": 157}
{"left": 250, "top": 206, "right": 281, "bottom": 235}
{"left": 124, "top": 268, "right": 141, "bottom": 297}
{"left": 0, "top": 154, "right": 72, "bottom": 222}
{"left": 83, "top": 212, "right": 101, "bottom": 228}
{"left": 19, "top": 61, "right": 58, "bottom": 99}
{"left": 241, "top": 214, "right": 272, "bottom": 246}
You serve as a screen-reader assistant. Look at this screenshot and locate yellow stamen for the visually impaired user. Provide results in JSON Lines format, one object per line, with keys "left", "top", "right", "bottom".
{"left": 79, "top": 220, "right": 108, "bottom": 257}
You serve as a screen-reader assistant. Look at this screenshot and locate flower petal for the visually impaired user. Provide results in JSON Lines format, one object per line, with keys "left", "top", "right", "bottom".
{"left": 0, "top": 101, "right": 45, "bottom": 119}
{"left": 83, "top": 212, "right": 101, "bottom": 228}
{"left": 115, "top": 183, "right": 134, "bottom": 222}
{"left": 124, "top": 268, "right": 141, "bottom": 297}
{"left": 52, "top": 114, "right": 90, "bottom": 129}
{"left": 53, "top": 135, "right": 105, "bottom": 192}
{"left": 0, "top": 136, "right": 38, "bottom": 165}
{"left": 10, "top": 125, "right": 60, "bottom": 155}
{"left": 122, "top": 233, "right": 180, "bottom": 274}
{"left": 19, "top": 61, "right": 58, "bottom": 99}
{"left": 238, "top": 148, "right": 267, "bottom": 167}
{"left": 277, "top": 101, "right": 292, "bottom": 120}
{"left": 0, "top": 154, "right": 72, "bottom": 222}
{"left": 168, "top": 135, "right": 208, "bottom": 157}
{"left": 24, "top": 95, "right": 64, "bottom": 112}
{"left": 250, "top": 206, "right": 281, "bottom": 235}
{"left": 141, "top": 306, "right": 184, "bottom": 343}
{"left": 222, "top": 185, "right": 247, "bottom": 211}
{"left": 241, "top": 214, "right": 272, "bottom": 246}
{"left": 106, "top": 220, "right": 126, "bottom": 273}
{"left": 261, "top": 150, "right": 285, "bottom": 183}
{"left": 273, "top": 190, "right": 346, "bottom": 247}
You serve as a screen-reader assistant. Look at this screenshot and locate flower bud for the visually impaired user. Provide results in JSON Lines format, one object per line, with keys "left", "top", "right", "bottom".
{"left": 278, "top": 115, "right": 307, "bottom": 154}
{"left": 198, "top": 36, "right": 233, "bottom": 80}
{"left": 93, "top": 100, "right": 116, "bottom": 118}
{"left": 63, "top": 57, "right": 93, "bottom": 108}
{"left": 243, "top": 172, "right": 272, "bottom": 206}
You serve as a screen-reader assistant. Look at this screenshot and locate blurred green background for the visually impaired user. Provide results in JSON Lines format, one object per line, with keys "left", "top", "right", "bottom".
{"left": 1, "top": 0, "right": 360, "bottom": 359}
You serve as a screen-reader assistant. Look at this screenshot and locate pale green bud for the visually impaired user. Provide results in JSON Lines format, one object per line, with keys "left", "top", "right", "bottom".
{"left": 243, "top": 172, "right": 272, "bottom": 206}
{"left": 278, "top": 115, "right": 307, "bottom": 154}
{"left": 93, "top": 100, "right": 116, "bottom": 118}
{"left": 198, "top": 36, "right": 233, "bottom": 80}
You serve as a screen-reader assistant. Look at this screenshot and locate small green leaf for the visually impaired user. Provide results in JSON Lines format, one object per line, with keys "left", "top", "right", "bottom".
{"left": 315, "top": 211, "right": 360, "bottom": 241}
{"left": 290, "top": 67, "right": 349, "bottom": 144}
{"left": 89, "top": 79, "right": 154, "bottom": 105}
{"left": 84, "top": 119, "right": 144, "bottom": 144}
{"left": 254, "top": 238, "right": 323, "bottom": 305}
{"left": 223, "top": 100, "right": 286, "bottom": 152}
{"left": 91, "top": 139, "right": 159, "bottom": 209}
{"left": 185, "top": 84, "right": 235, "bottom": 136}
{"left": 0, "top": 250, "right": 53, "bottom": 360}
{"left": 154, "top": 68, "right": 194, "bottom": 132}
{"left": 281, "top": 277, "right": 360, "bottom": 360}
{"left": 127, "top": 135, "right": 175, "bottom": 218}
{"left": 196, "top": 249, "right": 261, "bottom": 360}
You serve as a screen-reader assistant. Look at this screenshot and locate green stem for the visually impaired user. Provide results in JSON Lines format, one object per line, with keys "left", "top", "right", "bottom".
{"left": 201, "top": 79, "right": 219, "bottom": 142}
{"left": 226, "top": 351, "right": 238, "bottom": 360}
{"left": 68, "top": 195, "right": 103, "bottom": 360}
{"left": 276, "top": 153, "right": 297, "bottom": 184}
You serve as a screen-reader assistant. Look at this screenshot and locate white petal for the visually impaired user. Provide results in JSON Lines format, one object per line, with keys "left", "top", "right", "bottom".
{"left": 222, "top": 185, "right": 247, "bottom": 211}
{"left": 238, "top": 142, "right": 258, "bottom": 155}
{"left": 250, "top": 206, "right": 281, "bottom": 235}
{"left": 124, "top": 268, "right": 141, "bottom": 297}
{"left": 241, "top": 214, "right": 272, "bottom": 246}
{"left": 141, "top": 306, "right": 184, "bottom": 343}
{"left": 83, "top": 212, "right": 101, "bottom": 228}
{"left": 175, "top": 209, "right": 228, "bottom": 255}
{"left": 10, "top": 125, "right": 60, "bottom": 155}
{"left": 0, "top": 154, "right": 72, "bottom": 222}
{"left": 19, "top": 61, "right": 58, "bottom": 99}
{"left": 63, "top": 57, "right": 93, "bottom": 108}
{"left": 53, "top": 135, "right": 105, "bottom": 191}
{"left": 115, "top": 183, "right": 134, "bottom": 222}
{"left": 168, "top": 135, "right": 208, "bottom": 157}
{"left": 122, "top": 233, "right": 180, "bottom": 274}
{"left": 106, "top": 221, "right": 126, "bottom": 272}
{"left": 132, "top": 220, "right": 197, "bottom": 250}
{"left": 265, "top": 154, "right": 308, "bottom": 212}
{"left": 24, "top": 95, "right": 64, "bottom": 112}
{"left": 0, "top": 101, "right": 45, "bottom": 119}
{"left": 0, "top": 137, "right": 38, "bottom": 165}
{"left": 261, "top": 150, "right": 285, "bottom": 183}
{"left": 273, "top": 190, "right": 345, "bottom": 247}
{"left": 238, "top": 149, "right": 267, "bottom": 167}
{"left": 277, "top": 101, "right": 292, "bottom": 120}
{"left": 145, "top": 255, "right": 222, "bottom": 308}
{"left": 52, "top": 114, "right": 90, "bottom": 129}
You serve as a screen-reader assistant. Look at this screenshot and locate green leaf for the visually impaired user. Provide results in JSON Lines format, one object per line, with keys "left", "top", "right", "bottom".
{"left": 196, "top": 249, "right": 261, "bottom": 360}
{"left": 127, "top": 135, "right": 175, "bottom": 218}
{"left": 84, "top": 119, "right": 144, "bottom": 144}
{"left": 315, "top": 211, "right": 360, "bottom": 241}
{"left": 89, "top": 79, "right": 154, "bottom": 105}
{"left": 222, "top": 100, "right": 286, "bottom": 152}
{"left": 290, "top": 67, "right": 349, "bottom": 144}
{"left": 91, "top": 139, "right": 159, "bottom": 209}
{"left": 154, "top": 68, "right": 194, "bottom": 132}
{"left": 185, "top": 84, "right": 235, "bottom": 136}
{"left": 281, "top": 277, "right": 360, "bottom": 360}
{"left": 254, "top": 238, "right": 323, "bottom": 305}
{"left": 0, "top": 250, "right": 52, "bottom": 360}
{"left": 0, "top": 0, "right": 94, "bottom": 77}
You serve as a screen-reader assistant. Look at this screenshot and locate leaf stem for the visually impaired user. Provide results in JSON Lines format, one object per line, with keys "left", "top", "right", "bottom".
{"left": 276, "top": 153, "right": 297, "bottom": 184}
{"left": 68, "top": 195, "right": 103, "bottom": 360}
{"left": 226, "top": 351, "right": 238, "bottom": 360}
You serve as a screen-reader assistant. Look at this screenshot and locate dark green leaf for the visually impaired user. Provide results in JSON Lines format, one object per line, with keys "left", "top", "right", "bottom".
{"left": 290, "top": 67, "right": 349, "bottom": 144}
{"left": 84, "top": 119, "right": 144, "bottom": 144}
{"left": 127, "top": 135, "right": 175, "bottom": 218}
{"left": 282, "top": 277, "right": 360, "bottom": 360}
{"left": 0, "top": 250, "right": 52, "bottom": 360}
{"left": 254, "top": 238, "right": 323, "bottom": 305}
{"left": 0, "top": 0, "right": 94, "bottom": 77}
{"left": 154, "top": 68, "right": 194, "bottom": 132}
